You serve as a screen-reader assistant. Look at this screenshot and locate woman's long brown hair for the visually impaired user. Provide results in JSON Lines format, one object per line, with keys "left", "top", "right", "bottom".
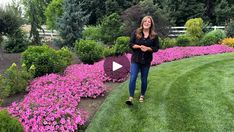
{"left": 136, "top": 16, "right": 157, "bottom": 39}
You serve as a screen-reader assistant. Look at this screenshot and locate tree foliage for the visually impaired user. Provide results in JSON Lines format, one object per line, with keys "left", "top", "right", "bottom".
{"left": 45, "top": 0, "right": 64, "bottom": 30}
{"left": 57, "top": 0, "right": 89, "bottom": 47}
{"left": 21, "top": 0, "right": 50, "bottom": 44}
{"left": 0, "top": 8, "right": 22, "bottom": 36}
{"left": 100, "top": 13, "right": 123, "bottom": 44}
{"left": 104, "top": 0, "right": 139, "bottom": 19}
{"left": 185, "top": 18, "right": 204, "bottom": 38}
{"left": 121, "top": 0, "right": 171, "bottom": 37}
{"left": 214, "top": 0, "right": 234, "bottom": 25}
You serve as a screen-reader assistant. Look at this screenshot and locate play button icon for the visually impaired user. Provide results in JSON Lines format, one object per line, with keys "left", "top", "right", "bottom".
{"left": 112, "top": 61, "right": 122, "bottom": 71}
{"left": 104, "top": 55, "right": 130, "bottom": 81}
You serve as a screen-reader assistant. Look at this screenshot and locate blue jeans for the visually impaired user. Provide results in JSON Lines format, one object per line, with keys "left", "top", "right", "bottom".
{"left": 129, "top": 62, "right": 150, "bottom": 97}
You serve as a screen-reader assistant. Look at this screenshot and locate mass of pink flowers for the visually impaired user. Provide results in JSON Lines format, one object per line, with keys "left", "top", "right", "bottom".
{"left": 3, "top": 44, "right": 234, "bottom": 131}
{"left": 8, "top": 74, "right": 89, "bottom": 131}
{"left": 151, "top": 45, "right": 234, "bottom": 65}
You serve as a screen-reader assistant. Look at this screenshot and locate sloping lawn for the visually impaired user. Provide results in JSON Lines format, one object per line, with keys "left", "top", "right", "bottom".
{"left": 87, "top": 52, "right": 234, "bottom": 132}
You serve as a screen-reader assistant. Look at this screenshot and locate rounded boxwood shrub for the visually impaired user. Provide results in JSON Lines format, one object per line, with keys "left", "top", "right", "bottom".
{"left": 75, "top": 39, "right": 104, "bottom": 64}
{"left": 0, "top": 110, "right": 24, "bottom": 132}
{"left": 176, "top": 35, "right": 191, "bottom": 47}
{"left": 201, "top": 29, "right": 226, "bottom": 46}
{"left": 161, "top": 38, "right": 177, "bottom": 49}
{"left": 21, "top": 45, "right": 72, "bottom": 77}
{"left": 103, "top": 47, "right": 115, "bottom": 58}
{"left": 114, "top": 36, "right": 130, "bottom": 55}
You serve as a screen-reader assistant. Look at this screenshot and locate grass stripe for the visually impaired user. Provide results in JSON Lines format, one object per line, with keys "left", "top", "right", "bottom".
{"left": 86, "top": 53, "right": 234, "bottom": 132}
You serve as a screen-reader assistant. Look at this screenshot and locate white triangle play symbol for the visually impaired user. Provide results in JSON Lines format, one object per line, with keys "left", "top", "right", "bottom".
{"left": 112, "top": 61, "right": 122, "bottom": 71}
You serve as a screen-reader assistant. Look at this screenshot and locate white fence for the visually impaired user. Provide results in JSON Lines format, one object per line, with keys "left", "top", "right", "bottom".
{"left": 168, "top": 26, "right": 225, "bottom": 37}
{"left": 39, "top": 28, "right": 59, "bottom": 38}
{"left": 38, "top": 26, "right": 226, "bottom": 38}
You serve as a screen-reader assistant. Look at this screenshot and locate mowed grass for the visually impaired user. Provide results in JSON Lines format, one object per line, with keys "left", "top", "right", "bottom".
{"left": 86, "top": 52, "right": 234, "bottom": 132}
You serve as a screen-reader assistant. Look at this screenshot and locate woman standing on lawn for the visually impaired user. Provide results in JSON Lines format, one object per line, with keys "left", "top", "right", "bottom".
{"left": 126, "top": 16, "right": 160, "bottom": 105}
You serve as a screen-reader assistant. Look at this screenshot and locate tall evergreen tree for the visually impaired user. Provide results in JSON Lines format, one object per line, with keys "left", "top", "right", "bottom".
{"left": 86, "top": 0, "right": 106, "bottom": 24}
{"left": 21, "top": 0, "right": 49, "bottom": 44}
{"left": 154, "top": 0, "right": 234, "bottom": 25}
{"left": 203, "top": 0, "right": 215, "bottom": 24}
{"left": 105, "top": 0, "right": 139, "bottom": 16}
{"left": 214, "top": 0, "right": 234, "bottom": 25}
{"left": 57, "top": 0, "right": 89, "bottom": 47}
{"left": 151, "top": 0, "right": 205, "bottom": 25}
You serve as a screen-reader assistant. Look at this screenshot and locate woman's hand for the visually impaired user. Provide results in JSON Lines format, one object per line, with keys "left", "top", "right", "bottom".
{"left": 140, "top": 45, "right": 152, "bottom": 52}
{"left": 132, "top": 44, "right": 152, "bottom": 52}
{"left": 132, "top": 44, "right": 141, "bottom": 49}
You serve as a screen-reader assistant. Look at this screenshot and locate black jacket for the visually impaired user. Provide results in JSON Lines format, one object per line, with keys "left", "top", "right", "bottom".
{"left": 129, "top": 30, "right": 160, "bottom": 65}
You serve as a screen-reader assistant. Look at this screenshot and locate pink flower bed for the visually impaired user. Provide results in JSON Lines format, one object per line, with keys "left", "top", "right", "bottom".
{"left": 6, "top": 44, "right": 234, "bottom": 131}
{"left": 8, "top": 74, "right": 89, "bottom": 131}
{"left": 151, "top": 45, "right": 234, "bottom": 65}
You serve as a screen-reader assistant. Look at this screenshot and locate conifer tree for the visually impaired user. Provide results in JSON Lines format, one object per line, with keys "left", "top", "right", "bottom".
{"left": 57, "top": 0, "right": 89, "bottom": 47}
{"left": 214, "top": 0, "right": 234, "bottom": 25}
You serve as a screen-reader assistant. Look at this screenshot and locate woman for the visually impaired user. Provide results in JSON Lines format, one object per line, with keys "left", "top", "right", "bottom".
{"left": 126, "top": 16, "right": 160, "bottom": 105}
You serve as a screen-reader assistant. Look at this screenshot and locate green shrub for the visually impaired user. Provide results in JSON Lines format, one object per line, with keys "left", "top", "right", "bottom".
{"left": 226, "top": 19, "right": 234, "bottom": 37}
{"left": 57, "top": 47, "right": 73, "bottom": 67}
{"left": 0, "top": 8, "right": 22, "bottom": 36}
{"left": 114, "top": 36, "right": 130, "bottom": 55}
{"left": 176, "top": 35, "right": 191, "bottom": 47}
{"left": 161, "top": 38, "right": 177, "bottom": 49}
{"left": 0, "top": 63, "right": 35, "bottom": 98}
{"left": 201, "top": 34, "right": 217, "bottom": 46}
{"left": 3, "top": 29, "right": 29, "bottom": 53}
{"left": 44, "top": 0, "right": 64, "bottom": 30}
{"left": 75, "top": 39, "right": 104, "bottom": 64}
{"left": 103, "top": 47, "right": 115, "bottom": 58}
{"left": 201, "top": 29, "right": 226, "bottom": 46}
{"left": 0, "top": 110, "right": 24, "bottom": 132}
{"left": 185, "top": 18, "right": 204, "bottom": 38}
{"left": 115, "top": 36, "right": 130, "bottom": 45}
{"left": 21, "top": 45, "right": 72, "bottom": 77}
{"left": 214, "top": 29, "right": 226, "bottom": 40}
{"left": 188, "top": 36, "right": 201, "bottom": 46}
{"left": 82, "top": 25, "right": 102, "bottom": 41}
{"left": 100, "top": 13, "right": 123, "bottom": 44}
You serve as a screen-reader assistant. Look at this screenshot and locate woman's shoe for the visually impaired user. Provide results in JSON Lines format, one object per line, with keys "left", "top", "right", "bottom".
{"left": 125, "top": 97, "right": 133, "bottom": 105}
{"left": 139, "top": 95, "right": 144, "bottom": 103}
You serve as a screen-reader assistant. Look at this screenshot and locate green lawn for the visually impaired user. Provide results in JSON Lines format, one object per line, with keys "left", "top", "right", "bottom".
{"left": 86, "top": 52, "right": 234, "bottom": 132}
